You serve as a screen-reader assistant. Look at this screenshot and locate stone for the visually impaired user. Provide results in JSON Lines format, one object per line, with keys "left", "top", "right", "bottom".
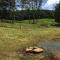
{"left": 26, "top": 47, "right": 33, "bottom": 53}
{"left": 25, "top": 47, "right": 44, "bottom": 54}
{"left": 33, "top": 47, "right": 44, "bottom": 53}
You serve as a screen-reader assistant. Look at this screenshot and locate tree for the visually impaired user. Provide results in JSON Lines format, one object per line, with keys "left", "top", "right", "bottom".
{"left": 20, "top": 0, "right": 43, "bottom": 24}
{"left": 0, "top": 0, "right": 9, "bottom": 21}
{"left": 55, "top": 3, "right": 60, "bottom": 23}
{"left": 0, "top": 0, "right": 16, "bottom": 23}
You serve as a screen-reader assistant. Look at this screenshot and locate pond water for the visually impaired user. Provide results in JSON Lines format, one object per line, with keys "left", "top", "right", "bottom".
{"left": 38, "top": 41, "right": 60, "bottom": 52}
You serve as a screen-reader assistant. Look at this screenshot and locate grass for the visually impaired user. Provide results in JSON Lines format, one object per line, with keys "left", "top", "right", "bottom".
{"left": 0, "top": 19, "right": 59, "bottom": 60}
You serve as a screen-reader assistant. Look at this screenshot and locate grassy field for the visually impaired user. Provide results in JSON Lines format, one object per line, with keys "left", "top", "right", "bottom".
{"left": 0, "top": 19, "right": 60, "bottom": 60}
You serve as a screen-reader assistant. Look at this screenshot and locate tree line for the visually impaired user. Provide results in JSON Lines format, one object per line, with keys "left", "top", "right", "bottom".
{"left": 0, "top": 9, "right": 54, "bottom": 19}
{"left": 0, "top": 0, "right": 60, "bottom": 24}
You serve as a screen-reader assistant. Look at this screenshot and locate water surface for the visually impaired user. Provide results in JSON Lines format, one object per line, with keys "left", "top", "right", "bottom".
{"left": 38, "top": 41, "right": 60, "bottom": 52}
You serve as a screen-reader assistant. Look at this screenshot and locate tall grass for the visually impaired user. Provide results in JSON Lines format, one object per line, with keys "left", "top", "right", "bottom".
{"left": 0, "top": 19, "right": 59, "bottom": 60}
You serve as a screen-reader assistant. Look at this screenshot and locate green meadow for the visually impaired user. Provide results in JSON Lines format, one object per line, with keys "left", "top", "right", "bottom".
{"left": 0, "top": 19, "right": 60, "bottom": 60}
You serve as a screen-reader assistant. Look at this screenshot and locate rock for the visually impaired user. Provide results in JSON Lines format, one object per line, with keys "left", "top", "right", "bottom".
{"left": 25, "top": 47, "right": 44, "bottom": 54}
{"left": 33, "top": 47, "right": 44, "bottom": 53}
{"left": 26, "top": 47, "right": 33, "bottom": 53}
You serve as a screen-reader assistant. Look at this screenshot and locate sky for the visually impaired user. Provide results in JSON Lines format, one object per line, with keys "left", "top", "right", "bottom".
{"left": 41, "top": 0, "right": 60, "bottom": 10}
{"left": 16, "top": 0, "right": 60, "bottom": 10}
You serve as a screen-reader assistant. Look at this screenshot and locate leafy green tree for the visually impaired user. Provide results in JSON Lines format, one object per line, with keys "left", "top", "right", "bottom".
{"left": 55, "top": 3, "right": 60, "bottom": 23}
{"left": 0, "top": 0, "right": 9, "bottom": 21}
{"left": 0, "top": 0, "right": 16, "bottom": 23}
{"left": 20, "top": 0, "right": 43, "bottom": 24}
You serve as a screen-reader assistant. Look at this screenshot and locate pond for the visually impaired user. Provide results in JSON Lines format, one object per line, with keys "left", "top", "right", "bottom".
{"left": 38, "top": 40, "right": 60, "bottom": 52}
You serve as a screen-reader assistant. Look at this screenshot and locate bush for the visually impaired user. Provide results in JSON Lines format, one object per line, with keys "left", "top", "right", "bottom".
{"left": 38, "top": 19, "right": 56, "bottom": 27}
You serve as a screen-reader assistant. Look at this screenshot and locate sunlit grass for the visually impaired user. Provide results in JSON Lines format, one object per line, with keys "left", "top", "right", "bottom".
{"left": 0, "top": 19, "right": 59, "bottom": 60}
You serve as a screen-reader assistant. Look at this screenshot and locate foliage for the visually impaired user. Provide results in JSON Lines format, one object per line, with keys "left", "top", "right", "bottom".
{"left": 0, "top": 0, "right": 55, "bottom": 24}
{"left": 20, "top": 0, "right": 43, "bottom": 10}
{"left": 55, "top": 3, "right": 60, "bottom": 23}
{"left": 0, "top": 0, "right": 16, "bottom": 23}
{"left": 0, "top": 10, "right": 54, "bottom": 22}
{"left": 37, "top": 19, "right": 56, "bottom": 27}
{"left": 20, "top": 0, "right": 43, "bottom": 24}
